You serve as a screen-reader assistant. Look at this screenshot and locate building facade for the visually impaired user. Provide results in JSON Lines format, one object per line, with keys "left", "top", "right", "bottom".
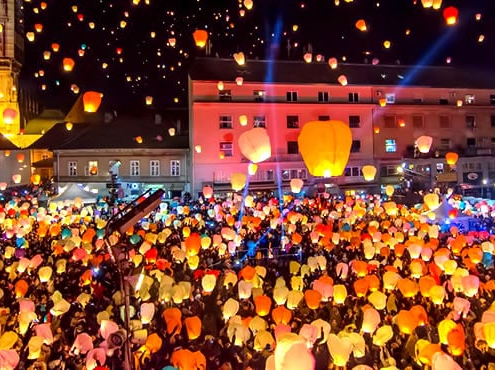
{"left": 189, "top": 58, "right": 495, "bottom": 198}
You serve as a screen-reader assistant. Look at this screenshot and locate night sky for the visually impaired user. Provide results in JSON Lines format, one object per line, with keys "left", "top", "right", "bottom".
{"left": 20, "top": 0, "right": 495, "bottom": 113}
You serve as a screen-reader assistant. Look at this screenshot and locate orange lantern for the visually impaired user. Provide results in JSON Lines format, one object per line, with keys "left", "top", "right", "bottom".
{"left": 254, "top": 295, "right": 272, "bottom": 317}
{"left": 415, "top": 135, "right": 433, "bottom": 153}
{"left": 353, "top": 278, "right": 369, "bottom": 297}
{"left": 445, "top": 152, "right": 458, "bottom": 165}
{"left": 83, "top": 91, "right": 102, "bottom": 112}
{"left": 303, "top": 53, "right": 312, "bottom": 63}
{"left": 337, "top": 75, "right": 348, "bottom": 86}
{"left": 272, "top": 305, "right": 292, "bottom": 325}
{"left": 185, "top": 233, "right": 201, "bottom": 256}
{"left": 184, "top": 316, "right": 202, "bottom": 340}
{"left": 378, "top": 98, "right": 386, "bottom": 107}
{"left": 193, "top": 29, "right": 208, "bottom": 47}
{"left": 304, "top": 289, "right": 322, "bottom": 310}
{"left": 298, "top": 120, "right": 352, "bottom": 177}
{"left": 238, "top": 127, "right": 272, "bottom": 163}
{"left": 15, "top": 279, "right": 29, "bottom": 298}
{"left": 233, "top": 52, "right": 245, "bottom": 66}
{"left": 51, "top": 43, "right": 60, "bottom": 52}
{"left": 3, "top": 108, "right": 17, "bottom": 124}
{"left": 62, "top": 57, "right": 75, "bottom": 71}
{"left": 443, "top": 6, "right": 459, "bottom": 25}
{"left": 328, "top": 57, "right": 338, "bottom": 69}
{"left": 397, "top": 310, "right": 418, "bottom": 335}
{"left": 16, "top": 153, "right": 25, "bottom": 163}
{"left": 447, "top": 323, "right": 465, "bottom": 356}
{"left": 361, "top": 165, "right": 377, "bottom": 181}
{"left": 355, "top": 19, "right": 367, "bottom": 31}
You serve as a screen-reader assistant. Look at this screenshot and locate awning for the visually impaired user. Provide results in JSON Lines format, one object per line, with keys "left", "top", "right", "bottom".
{"left": 32, "top": 158, "right": 54, "bottom": 168}
{"left": 50, "top": 183, "right": 97, "bottom": 204}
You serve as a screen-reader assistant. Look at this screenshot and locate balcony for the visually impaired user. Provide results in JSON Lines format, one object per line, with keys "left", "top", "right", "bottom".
{"left": 240, "top": 154, "right": 303, "bottom": 163}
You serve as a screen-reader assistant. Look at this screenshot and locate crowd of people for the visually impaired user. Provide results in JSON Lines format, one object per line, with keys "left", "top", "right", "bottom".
{"left": 0, "top": 188, "right": 494, "bottom": 370}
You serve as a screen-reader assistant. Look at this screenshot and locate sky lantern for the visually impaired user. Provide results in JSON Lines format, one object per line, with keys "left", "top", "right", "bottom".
{"left": 145, "top": 96, "right": 153, "bottom": 105}
{"left": 217, "top": 81, "right": 224, "bottom": 91}
{"left": 201, "top": 274, "right": 216, "bottom": 293}
{"left": 26, "top": 32, "right": 35, "bottom": 42}
{"left": 303, "top": 53, "right": 312, "bottom": 63}
{"left": 327, "top": 334, "right": 353, "bottom": 367}
{"left": 445, "top": 152, "right": 458, "bottom": 165}
{"left": 231, "top": 172, "right": 247, "bottom": 191}
{"left": 247, "top": 163, "right": 258, "bottom": 175}
{"left": 233, "top": 52, "right": 245, "bottom": 65}
{"left": 362, "top": 165, "right": 377, "bottom": 181}
{"left": 244, "top": 0, "right": 253, "bottom": 10}
{"left": 168, "top": 37, "right": 176, "bottom": 47}
{"left": 337, "top": 75, "right": 348, "bottom": 86}
{"left": 275, "top": 333, "right": 315, "bottom": 370}
{"left": 255, "top": 295, "right": 272, "bottom": 316}
{"left": 378, "top": 98, "right": 386, "bottom": 107}
{"left": 3, "top": 108, "right": 17, "bottom": 124}
{"left": 43, "top": 51, "right": 51, "bottom": 60}
{"left": 290, "top": 178, "right": 304, "bottom": 193}
{"left": 16, "top": 153, "right": 25, "bottom": 163}
{"left": 383, "top": 40, "right": 391, "bottom": 48}
{"left": 298, "top": 120, "right": 352, "bottom": 177}
{"left": 239, "top": 114, "right": 248, "bottom": 126}
{"left": 328, "top": 57, "right": 338, "bottom": 69}
{"left": 12, "top": 174, "right": 21, "bottom": 184}
{"left": 62, "top": 57, "right": 75, "bottom": 72}
{"left": 236, "top": 77, "right": 244, "bottom": 85}
{"left": 83, "top": 91, "right": 102, "bottom": 112}
{"left": 415, "top": 135, "right": 433, "bottom": 153}
{"left": 193, "top": 29, "right": 208, "bottom": 47}
{"left": 424, "top": 193, "right": 440, "bottom": 210}
{"left": 443, "top": 6, "right": 459, "bottom": 25}
{"left": 184, "top": 316, "right": 202, "bottom": 340}
{"left": 238, "top": 127, "right": 272, "bottom": 163}
{"left": 421, "top": 0, "right": 433, "bottom": 7}
{"left": 355, "top": 19, "right": 367, "bottom": 31}
{"left": 202, "top": 185, "right": 213, "bottom": 199}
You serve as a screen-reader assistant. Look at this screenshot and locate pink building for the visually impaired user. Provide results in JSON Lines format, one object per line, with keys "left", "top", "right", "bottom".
{"left": 189, "top": 58, "right": 495, "bottom": 198}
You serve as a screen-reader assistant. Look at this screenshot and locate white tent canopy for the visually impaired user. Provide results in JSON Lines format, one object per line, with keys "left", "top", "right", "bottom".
{"left": 50, "top": 183, "right": 98, "bottom": 205}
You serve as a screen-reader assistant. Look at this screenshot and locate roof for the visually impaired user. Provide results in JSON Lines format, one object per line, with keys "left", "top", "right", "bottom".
{"left": 28, "top": 117, "right": 189, "bottom": 150}
{"left": 23, "top": 109, "right": 66, "bottom": 135}
{"left": 32, "top": 158, "right": 54, "bottom": 168}
{"left": 0, "top": 134, "right": 19, "bottom": 150}
{"left": 189, "top": 58, "right": 495, "bottom": 89}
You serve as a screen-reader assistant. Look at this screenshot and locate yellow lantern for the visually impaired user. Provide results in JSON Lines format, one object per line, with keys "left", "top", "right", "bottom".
{"left": 248, "top": 163, "right": 258, "bottom": 175}
{"left": 378, "top": 98, "right": 386, "bottom": 107}
{"left": 361, "top": 165, "right": 377, "bottom": 181}
{"left": 445, "top": 152, "right": 458, "bottom": 165}
{"left": 233, "top": 52, "right": 245, "bottom": 66}
{"left": 83, "top": 91, "right": 102, "bottom": 112}
{"left": 145, "top": 96, "right": 153, "bottom": 105}
{"left": 38, "top": 266, "right": 53, "bottom": 283}
{"left": 385, "top": 185, "right": 394, "bottom": 197}
{"left": 230, "top": 173, "right": 247, "bottom": 191}
{"left": 238, "top": 127, "right": 272, "bottom": 163}
{"left": 415, "top": 135, "right": 433, "bottom": 153}
{"left": 298, "top": 120, "right": 352, "bottom": 177}
{"left": 193, "top": 29, "right": 208, "bottom": 47}
{"left": 239, "top": 114, "right": 248, "bottom": 126}
{"left": 223, "top": 298, "right": 239, "bottom": 320}
{"left": 333, "top": 284, "right": 347, "bottom": 305}
{"left": 424, "top": 193, "right": 440, "bottom": 211}
{"left": 290, "top": 178, "right": 304, "bottom": 193}
{"left": 65, "top": 122, "right": 73, "bottom": 131}
{"left": 327, "top": 334, "right": 353, "bottom": 367}
{"left": 275, "top": 333, "right": 315, "bottom": 370}
{"left": 201, "top": 274, "right": 216, "bottom": 294}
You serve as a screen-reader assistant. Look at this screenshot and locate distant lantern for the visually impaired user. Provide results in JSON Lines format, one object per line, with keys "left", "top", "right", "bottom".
{"left": 362, "top": 165, "right": 377, "bottom": 181}
{"left": 3, "top": 108, "right": 17, "bottom": 124}
{"left": 34, "top": 23, "right": 43, "bottom": 33}
{"left": 238, "top": 127, "right": 272, "bottom": 163}
{"left": 244, "top": 0, "right": 253, "bottom": 10}
{"left": 316, "top": 54, "right": 323, "bottom": 62}
{"left": 231, "top": 173, "right": 247, "bottom": 191}
{"left": 247, "top": 163, "right": 258, "bottom": 175}
{"left": 168, "top": 127, "right": 176, "bottom": 136}
{"left": 146, "top": 96, "right": 153, "bottom": 105}
{"left": 65, "top": 122, "right": 73, "bottom": 131}
{"left": 217, "top": 81, "right": 224, "bottom": 91}
{"left": 26, "top": 32, "right": 35, "bottom": 42}
{"left": 383, "top": 40, "right": 391, "bottom": 49}
{"left": 135, "top": 136, "right": 143, "bottom": 144}
{"left": 82, "top": 91, "right": 102, "bottom": 112}
{"left": 202, "top": 185, "right": 213, "bottom": 199}
{"left": 443, "top": 6, "right": 459, "bottom": 25}
{"left": 193, "top": 29, "right": 208, "bottom": 48}
{"left": 239, "top": 115, "right": 248, "bottom": 126}
{"left": 328, "top": 57, "right": 338, "bottom": 69}
{"left": 89, "top": 22, "right": 95, "bottom": 29}
{"left": 4, "top": 150, "right": 10, "bottom": 157}
{"left": 432, "top": 0, "right": 442, "bottom": 9}
{"left": 51, "top": 43, "right": 60, "bottom": 52}
{"left": 456, "top": 99, "right": 463, "bottom": 107}
{"left": 62, "top": 58, "right": 75, "bottom": 72}
{"left": 290, "top": 178, "right": 304, "bottom": 193}
{"left": 16, "top": 153, "right": 25, "bottom": 163}
{"left": 445, "top": 152, "right": 458, "bottom": 165}
{"left": 398, "top": 118, "right": 406, "bottom": 127}
{"left": 355, "top": 19, "right": 367, "bottom": 31}
{"left": 338, "top": 75, "right": 348, "bottom": 86}
{"left": 378, "top": 98, "right": 386, "bottom": 107}
{"left": 236, "top": 77, "right": 243, "bottom": 86}
{"left": 303, "top": 53, "right": 312, "bottom": 63}
{"left": 298, "top": 120, "right": 352, "bottom": 177}
{"left": 415, "top": 135, "right": 433, "bottom": 153}
{"left": 194, "top": 145, "right": 202, "bottom": 153}
{"left": 372, "top": 58, "right": 380, "bottom": 65}
{"left": 478, "top": 34, "right": 485, "bottom": 43}
{"left": 78, "top": 49, "right": 85, "bottom": 57}
{"left": 40, "top": 2, "right": 47, "bottom": 9}
{"left": 43, "top": 51, "right": 51, "bottom": 60}
{"left": 31, "top": 174, "right": 41, "bottom": 185}
{"left": 12, "top": 174, "right": 21, "bottom": 184}
{"left": 475, "top": 13, "right": 482, "bottom": 21}
{"left": 292, "top": 25, "right": 298, "bottom": 32}
{"left": 168, "top": 38, "right": 176, "bottom": 47}
{"left": 234, "top": 52, "right": 245, "bottom": 66}
{"left": 421, "top": 0, "right": 433, "bottom": 8}
{"left": 0, "top": 182, "right": 6, "bottom": 190}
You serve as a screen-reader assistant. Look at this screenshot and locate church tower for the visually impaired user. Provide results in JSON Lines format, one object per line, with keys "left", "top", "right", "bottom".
{"left": 0, "top": 0, "right": 23, "bottom": 147}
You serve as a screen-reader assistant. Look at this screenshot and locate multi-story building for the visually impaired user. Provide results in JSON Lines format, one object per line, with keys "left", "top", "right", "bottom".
{"left": 189, "top": 58, "right": 495, "bottom": 198}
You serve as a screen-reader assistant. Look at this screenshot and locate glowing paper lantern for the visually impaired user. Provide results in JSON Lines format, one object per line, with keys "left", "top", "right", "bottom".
{"left": 333, "top": 284, "right": 347, "bottom": 305}
{"left": 16, "top": 153, "right": 25, "bottom": 163}
{"left": 290, "top": 178, "right": 304, "bottom": 193}
{"left": 362, "top": 165, "right": 377, "bottom": 181}
{"left": 231, "top": 172, "right": 247, "bottom": 191}
{"left": 304, "top": 289, "right": 322, "bottom": 310}
{"left": 238, "top": 127, "right": 272, "bottom": 163}
{"left": 62, "top": 58, "right": 75, "bottom": 71}
{"left": 338, "top": 75, "right": 348, "bottom": 86}
{"left": 424, "top": 193, "right": 440, "bottom": 211}
{"left": 385, "top": 185, "right": 394, "bottom": 197}
{"left": 298, "top": 120, "right": 352, "bottom": 177}
{"left": 145, "top": 96, "right": 153, "bottom": 105}
{"left": 65, "top": 122, "right": 73, "bottom": 131}
{"left": 12, "top": 174, "right": 21, "bottom": 184}
{"left": 233, "top": 52, "right": 245, "bottom": 65}
{"left": 355, "top": 19, "right": 367, "bottom": 31}
{"left": 328, "top": 57, "right": 338, "bottom": 69}
{"left": 445, "top": 152, "right": 458, "bottom": 165}
{"left": 83, "top": 91, "right": 102, "bottom": 113}
{"left": 303, "top": 53, "right": 312, "bottom": 63}
{"left": 274, "top": 333, "right": 315, "bottom": 370}
{"left": 184, "top": 316, "right": 202, "bottom": 340}
{"left": 443, "top": 6, "right": 459, "bottom": 25}
{"left": 415, "top": 135, "right": 433, "bottom": 153}
{"left": 327, "top": 334, "right": 353, "bottom": 367}
{"left": 3, "top": 108, "right": 17, "bottom": 124}
{"left": 248, "top": 163, "right": 258, "bottom": 175}
{"left": 201, "top": 274, "right": 216, "bottom": 293}
{"left": 193, "top": 29, "right": 208, "bottom": 47}
{"left": 254, "top": 295, "right": 272, "bottom": 317}
{"left": 396, "top": 310, "right": 418, "bottom": 334}
{"left": 202, "top": 185, "right": 213, "bottom": 199}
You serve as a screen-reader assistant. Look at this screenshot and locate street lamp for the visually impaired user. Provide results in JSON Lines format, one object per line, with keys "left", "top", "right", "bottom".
{"left": 104, "top": 188, "right": 165, "bottom": 370}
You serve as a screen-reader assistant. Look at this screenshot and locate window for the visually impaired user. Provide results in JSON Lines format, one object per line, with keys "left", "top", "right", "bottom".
{"left": 491, "top": 115, "right": 495, "bottom": 127}
{"left": 219, "top": 90, "right": 232, "bottom": 101}
{"left": 286, "top": 115, "right": 299, "bottom": 128}
{"left": 385, "top": 139, "right": 397, "bottom": 153}
{"left": 219, "top": 142, "right": 233, "bottom": 157}
{"left": 88, "top": 160, "right": 98, "bottom": 176}
{"left": 150, "top": 160, "right": 160, "bottom": 176}
{"left": 412, "top": 115, "right": 424, "bottom": 128}
{"left": 287, "top": 141, "right": 299, "bottom": 154}
{"left": 491, "top": 95, "right": 495, "bottom": 105}
{"left": 281, "top": 169, "right": 290, "bottom": 181}
{"left": 439, "top": 115, "right": 451, "bottom": 129}
{"left": 68, "top": 161, "right": 77, "bottom": 176}
{"left": 385, "top": 93, "right": 395, "bottom": 104}
{"left": 318, "top": 91, "right": 329, "bottom": 102}
{"left": 253, "top": 90, "right": 265, "bottom": 102}
{"left": 465, "top": 94, "right": 475, "bottom": 105}
{"left": 439, "top": 98, "right": 449, "bottom": 105}
{"left": 280, "top": 168, "right": 306, "bottom": 180}
{"left": 351, "top": 140, "right": 361, "bottom": 152}
{"left": 412, "top": 98, "right": 423, "bottom": 104}
{"left": 349, "top": 92, "right": 359, "bottom": 102}
{"left": 440, "top": 138, "right": 451, "bottom": 149}
{"left": 298, "top": 169, "right": 307, "bottom": 179}
{"left": 286, "top": 91, "right": 298, "bottom": 102}
{"left": 436, "top": 163, "right": 444, "bottom": 174}
{"left": 462, "top": 162, "right": 481, "bottom": 171}
{"left": 466, "top": 115, "right": 476, "bottom": 129}
{"left": 384, "top": 115, "right": 396, "bottom": 128}
{"left": 266, "top": 169, "right": 274, "bottom": 181}
{"left": 253, "top": 115, "right": 266, "bottom": 128}
{"left": 219, "top": 115, "right": 233, "bottom": 129}
{"left": 170, "top": 160, "right": 180, "bottom": 176}
{"left": 130, "top": 160, "right": 140, "bottom": 176}
{"left": 466, "top": 138, "right": 476, "bottom": 147}
{"left": 318, "top": 115, "right": 330, "bottom": 121}
{"left": 349, "top": 115, "right": 360, "bottom": 128}
{"left": 344, "top": 167, "right": 361, "bottom": 177}
{"left": 380, "top": 165, "right": 400, "bottom": 177}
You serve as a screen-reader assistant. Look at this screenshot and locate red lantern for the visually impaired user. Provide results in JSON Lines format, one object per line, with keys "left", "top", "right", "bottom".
{"left": 83, "top": 91, "right": 102, "bottom": 112}
{"left": 254, "top": 295, "right": 272, "bottom": 317}
{"left": 443, "top": 6, "right": 459, "bottom": 25}
{"left": 3, "top": 108, "right": 17, "bottom": 124}
{"left": 193, "top": 29, "right": 208, "bottom": 48}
